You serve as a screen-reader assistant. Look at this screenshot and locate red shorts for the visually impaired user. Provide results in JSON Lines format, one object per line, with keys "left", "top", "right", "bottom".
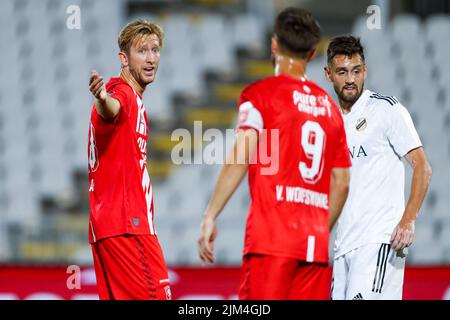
{"left": 239, "top": 254, "right": 331, "bottom": 300}
{"left": 91, "top": 234, "right": 171, "bottom": 300}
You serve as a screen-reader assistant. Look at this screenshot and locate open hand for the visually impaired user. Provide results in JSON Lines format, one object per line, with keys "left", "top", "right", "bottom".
{"left": 89, "top": 70, "right": 107, "bottom": 101}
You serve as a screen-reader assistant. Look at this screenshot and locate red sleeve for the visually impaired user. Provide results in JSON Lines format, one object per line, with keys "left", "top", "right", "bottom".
{"left": 236, "top": 82, "right": 268, "bottom": 133}
{"left": 238, "top": 82, "right": 266, "bottom": 115}
{"left": 332, "top": 113, "right": 352, "bottom": 168}
{"left": 92, "top": 82, "right": 131, "bottom": 127}
{"left": 107, "top": 83, "right": 131, "bottom": 117}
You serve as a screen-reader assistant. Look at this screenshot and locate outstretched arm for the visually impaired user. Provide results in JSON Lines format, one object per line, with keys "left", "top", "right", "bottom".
{"left": 390, "top": 147, "right": 432, "bottom": 251}
{"left": 329, "top": 167, "right": 350, "bottom": 231}
{"left": 198, "top": 129, "right": 258, "bottom": 264}
{"left": 89, "top": 70, "right": 121, "bottom": 119}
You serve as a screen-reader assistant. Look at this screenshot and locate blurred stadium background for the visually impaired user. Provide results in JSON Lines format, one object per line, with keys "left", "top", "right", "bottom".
{"left": 0, "top": 0, "right": 449, "bottom": 299}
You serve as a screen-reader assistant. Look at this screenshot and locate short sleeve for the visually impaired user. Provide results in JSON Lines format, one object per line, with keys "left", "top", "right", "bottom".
{"left": 107, "top": 83, "right": 130, "bottom": 117}
{"left": 386, "top": 104, "right": 422, "bottom": 157}
{"left": 236, "top": 83, "right": 266, "bottom": 133}
{"left": 333, "top": 115, "right": 352, "bottom": 168}
{"left": 236, "top": 101, "right": 264, "bottom": 133}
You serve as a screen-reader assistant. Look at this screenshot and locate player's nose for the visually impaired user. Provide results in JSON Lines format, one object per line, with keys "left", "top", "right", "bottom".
{"left": 345, "top": 77, "right": 355, "bottom": 85}
{"left": 147, "top": 52, "right": 157, "bottom": 64}
{"left": 346, "top": 73, "right": 356, "bottom": 83}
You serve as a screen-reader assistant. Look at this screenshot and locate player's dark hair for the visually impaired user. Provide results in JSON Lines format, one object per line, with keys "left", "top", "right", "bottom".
{"left": 274, "top": 7, "right": 321, "bottom": 59}
{"left": 327, "top": 35, "right": 365, "bottom": 64}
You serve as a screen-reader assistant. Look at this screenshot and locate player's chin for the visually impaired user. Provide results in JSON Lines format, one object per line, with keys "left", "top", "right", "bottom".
{"left": 141, "top": 74, "right": 156, "bottom": 85}
{"left": 341, "top": 91, "right": 359, "bottom": 103}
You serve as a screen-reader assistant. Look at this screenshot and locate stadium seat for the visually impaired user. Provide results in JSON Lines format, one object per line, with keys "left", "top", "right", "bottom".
{"left": 390, "top": 14, "right": 423, "bottom": 45}
{"left": 410, "top": 222, "right": 444, "bottom": 264}
{"left": 231, "top": 14, "right": 265, "bottom": 52}
{"left": 143, "top": 80, "right": 173, "bottom": 121}
{"left": 440, "top": 220, "right": 450, "bottom": 263}
{"left": 192, "top": 15, "right": 234, "bottom": 72}
{"left": 308, "top": 57, "right": 333, "bottom": 95}
{"left": 425, "top": 14, "right": 450, "bottom": 43}
{"left": 351, "top": 14, "right": 387, "bottom": 48}
{"left": 215, "top": 227, "right": 244, "bottom": 264}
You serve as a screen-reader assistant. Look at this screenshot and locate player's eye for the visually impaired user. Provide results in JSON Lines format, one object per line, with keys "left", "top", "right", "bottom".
{"left": 152, "top": 47, "right": 160, "bottom": 54}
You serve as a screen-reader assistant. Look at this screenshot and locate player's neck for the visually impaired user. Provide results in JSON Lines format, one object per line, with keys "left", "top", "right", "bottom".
{"left": 338, "top": 89, "right": 365, "bottom": 114}
{"left": 339, "top": 99, "right": 354, "bottom": 114}
{"left": 120, "top": 69, "right": 145, "bottom": 96}
{"left": 274, "top": 54, "right": 307, "bottom": 80}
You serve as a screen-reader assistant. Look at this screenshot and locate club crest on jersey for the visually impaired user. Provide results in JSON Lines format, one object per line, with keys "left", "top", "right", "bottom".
{"left": 356, "top": 118, "right": 367, "bottom": 132}
{"left": 238, "top": 109, "right": 249, "bottom": 125}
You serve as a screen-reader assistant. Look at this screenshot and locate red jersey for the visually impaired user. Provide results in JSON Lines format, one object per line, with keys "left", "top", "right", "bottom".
{"left": 236, "top": 74, "right": 351, "bottom": 263}
{"left": 87, "top": 77, "right": 155, "bottom": 243}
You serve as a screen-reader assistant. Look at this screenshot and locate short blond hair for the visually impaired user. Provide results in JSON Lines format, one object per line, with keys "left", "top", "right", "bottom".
{"left": 118, "top": 19, "right": 164, "bottom": 53}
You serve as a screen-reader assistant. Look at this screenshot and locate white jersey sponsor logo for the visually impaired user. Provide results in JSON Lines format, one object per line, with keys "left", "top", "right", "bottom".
{"left": 293, "top": 90, "right": 332, "bottom": 117}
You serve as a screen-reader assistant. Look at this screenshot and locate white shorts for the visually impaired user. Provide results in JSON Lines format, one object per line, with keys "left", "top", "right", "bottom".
{"left": 331, "top": 243, "right": 406, "bottom": 300}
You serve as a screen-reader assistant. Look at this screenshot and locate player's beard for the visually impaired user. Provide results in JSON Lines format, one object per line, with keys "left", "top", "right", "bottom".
{"left": 336, "top": 82, "right": 364, "bottom": 104}
{"left": 130, "top": 65, "right": 155, "bottom": 90}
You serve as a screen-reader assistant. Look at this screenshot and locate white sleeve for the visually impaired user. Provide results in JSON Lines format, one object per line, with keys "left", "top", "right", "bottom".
{"left": 236, "top": 101, "right": 264, "bottom": 133}
{"left": 386, "top": 104, "right": 422, "bottom": 157}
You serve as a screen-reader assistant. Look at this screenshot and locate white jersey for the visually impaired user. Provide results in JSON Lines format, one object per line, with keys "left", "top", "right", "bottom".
{"left": 334, "top": 89, "right": 422, "bottom": 258}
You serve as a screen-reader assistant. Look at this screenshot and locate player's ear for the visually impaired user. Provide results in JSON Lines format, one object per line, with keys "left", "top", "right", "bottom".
{"left": 306, "top": 49, "right": 317, "bottom": 62}
{"left": 271, "top": 36, "right": 279, "bottom": 57}
{"left": 324, "top": 65, "right": 332, "bottom": 82}
{"left": 118, "top": 51, "right": 129, "bottom": 68}
{"left": 363, "top": 63, "right": 368, "bottom": 80}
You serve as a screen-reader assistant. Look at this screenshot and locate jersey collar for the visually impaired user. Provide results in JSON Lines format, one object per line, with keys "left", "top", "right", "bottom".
{"left": 342, "top": 89, "right": 371, "bottom": 115}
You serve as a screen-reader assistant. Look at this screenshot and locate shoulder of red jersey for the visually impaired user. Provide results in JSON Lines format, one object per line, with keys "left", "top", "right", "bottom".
{"left": 242, "top": 76, "right": 334, "bottom": 99}
{"left": 303, "top": 79, "right": 333, "bottom": 98}
{"left": 305, "top": 79, "right": 341, "bottom": 109}
{"left": 243, "top": 75, "right": 288, "bottom": 92}
{"left": 239, "top": 75, "right": 293, "bottom": 106}
{"left": 91, "top": 77, "right": 134, "bottom": 123}
{"left": 105, "top": 77, "right": 133, "bottom": 97}
{"left": 239, "top": 75, "right": 340, "bottom": 115}
{"left": 240, "top": 76, "right": 273, "bottom": 96}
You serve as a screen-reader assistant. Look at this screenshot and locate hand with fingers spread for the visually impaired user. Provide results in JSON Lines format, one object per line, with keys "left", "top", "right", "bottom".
{"left": 198, "top": 215, "right": 218, "bottom": 265}
{"left": 89, "top": 70, "right": 107, "bottom": 101}
{"left": 390, "top": 218, "right": 415, "bottom": 251}
{"left": 88, "top": 70, "right": 120, "bottom": 118}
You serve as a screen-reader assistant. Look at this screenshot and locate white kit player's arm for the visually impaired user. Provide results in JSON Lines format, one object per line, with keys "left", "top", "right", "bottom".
{"left": 385, "top": 103, "right": 432, "bottom": 251}
{"left": 329, "top": 167, "right": 350, "bottom": 230}
{"left": 390, "top": 147, "right": 432, "bottom": 251}
{"left": 89, "top": 70, "right": 121, "bottom": 119}
{"left": 198, "top": 129, "right": 258, "bottom": 264}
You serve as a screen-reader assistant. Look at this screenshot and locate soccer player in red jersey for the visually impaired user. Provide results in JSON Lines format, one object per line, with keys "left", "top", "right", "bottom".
{"left": 87, "top": 20, "right": 171, "bottom": 300}
{"left": 198, "top": 8, "right": 352, "bottom": 300}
